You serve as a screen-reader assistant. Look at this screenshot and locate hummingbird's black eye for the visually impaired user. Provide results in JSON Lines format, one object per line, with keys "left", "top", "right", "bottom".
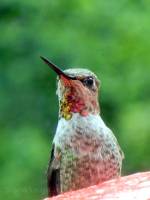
{"left": 83, "top": 77, "right": 94, "bottom": 87}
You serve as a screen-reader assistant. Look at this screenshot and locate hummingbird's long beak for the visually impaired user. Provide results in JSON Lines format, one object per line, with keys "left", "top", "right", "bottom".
{"left": 40, "top": 56, "right": 76, "bottom": 80}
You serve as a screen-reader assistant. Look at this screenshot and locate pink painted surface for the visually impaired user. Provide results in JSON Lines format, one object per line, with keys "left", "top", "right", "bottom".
{"left": 43, "top": 172, "right": 150, "bottom": 200}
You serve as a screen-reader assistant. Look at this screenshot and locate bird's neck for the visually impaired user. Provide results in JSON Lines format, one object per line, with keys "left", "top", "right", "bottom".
{"left": 59, "top": 94, "right": 100, "bottom": 120}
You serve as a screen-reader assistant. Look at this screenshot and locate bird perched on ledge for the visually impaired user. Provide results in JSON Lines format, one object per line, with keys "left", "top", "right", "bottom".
{"left": 40, "top": 56, "right": 124, "bottom": 197}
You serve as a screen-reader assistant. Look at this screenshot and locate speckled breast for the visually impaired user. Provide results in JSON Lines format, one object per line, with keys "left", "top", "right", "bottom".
{"left": 55, "top": 114, "right": 123, "bottom": 193}
{"left": 60, "top": 147, "right": 121, "bottom": 192}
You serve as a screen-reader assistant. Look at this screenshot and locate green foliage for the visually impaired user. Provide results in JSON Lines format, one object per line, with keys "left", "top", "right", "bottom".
{"left": 0, "top": 0, "right": 150, "bottom": 199}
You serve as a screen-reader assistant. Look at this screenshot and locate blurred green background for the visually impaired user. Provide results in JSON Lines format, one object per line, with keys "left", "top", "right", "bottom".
{"left": 0, "top": 0, "right": 150, "bottom": 199}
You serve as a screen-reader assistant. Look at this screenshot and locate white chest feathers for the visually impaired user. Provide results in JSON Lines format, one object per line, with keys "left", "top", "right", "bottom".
{"left": 54, "top": 114, "right": 120, "bottom": 156}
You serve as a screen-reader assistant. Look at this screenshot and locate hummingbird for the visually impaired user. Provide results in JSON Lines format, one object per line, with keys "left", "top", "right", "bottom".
{"left": 40, "top": 56, "right": 124, "bottom": 197}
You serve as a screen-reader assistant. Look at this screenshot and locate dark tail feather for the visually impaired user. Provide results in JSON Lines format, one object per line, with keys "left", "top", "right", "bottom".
{"left": 48, "top": 169, "right": 60, "bottom": 196}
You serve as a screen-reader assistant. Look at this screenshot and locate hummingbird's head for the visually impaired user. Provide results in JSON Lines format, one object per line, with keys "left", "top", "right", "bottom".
{"left": 41, "top": 57, "right": 100, "bottom": 120}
